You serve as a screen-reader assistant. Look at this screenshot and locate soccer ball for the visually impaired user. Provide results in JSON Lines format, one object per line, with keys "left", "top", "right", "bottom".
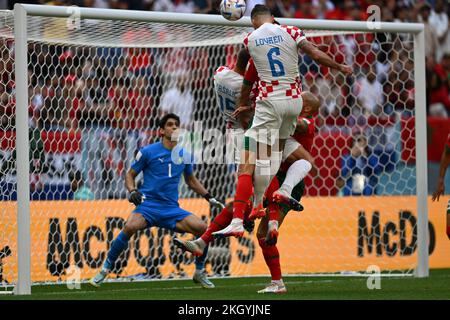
{"left": 220, "top": 0, "right": 246, "bottom": 21}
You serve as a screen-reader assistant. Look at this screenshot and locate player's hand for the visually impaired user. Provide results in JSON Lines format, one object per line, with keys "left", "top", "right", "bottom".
{"left": 209, "top": 197, "right": 225, "bottom": 210}
{"left": 432, "top": 179, "right": 445, "bottom": 202}
{"left": 339, "top": 64, "right": 352, "bottom": 76}
{"left": 243, "top": 219, "right": 255, "bottom": 233}
{"left": 129, "top": 190, "right": 144, "bottom": 206}
{"left": 232, "top": 105, "right": 252, "bottom": 119}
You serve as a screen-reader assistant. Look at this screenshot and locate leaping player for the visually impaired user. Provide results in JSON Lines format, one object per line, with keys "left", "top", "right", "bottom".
{"left": 175, "top": 50, "right": 320, "bottom": 293}
{"left": 214, "top": 4, "right": 351, "bottom": 238}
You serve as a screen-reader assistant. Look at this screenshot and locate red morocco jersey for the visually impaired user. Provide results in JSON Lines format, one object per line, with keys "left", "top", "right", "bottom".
{"left": 292, "top": 116, "right": 316, "bottom": 153}
{"left": 244, "top": 23, "right": 306, "bottom": 101}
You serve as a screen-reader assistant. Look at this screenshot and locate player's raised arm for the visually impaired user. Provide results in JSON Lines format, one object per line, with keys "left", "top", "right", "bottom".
{"left": 184, "top": 172, "right": 225, "bottom": 209}
{"left": 299, "top": 40, "right": 352, "bottom": 76}
{"left": 125, "top": 168, "right": 138, "bottom": 193}
{"left": 233, "top": 84, "right": 254, "bottom": 129}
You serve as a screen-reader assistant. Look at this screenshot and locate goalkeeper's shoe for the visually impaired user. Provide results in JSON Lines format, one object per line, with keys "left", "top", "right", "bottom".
{"left": 173, "top": 238, "right": 204, "bottom": 257}
{"left": 273, "top": 189, "right": 304, "bottom": 212}
{"left": 265, "top": 220, "right": 279, "bottom": 246}
{"left": 257, "top": 281, "right": 287, "bottom": 294}
{"left": 248, "top": 203, "right": 267, "bottom": 220}
{"left": 193, "top": 269, "right": 215, "bottom": 289}
{"left": 212, "top": 218, "right": 244, "bottom": 238}
{"left": 89, "top": 269, "right": 109, "bottom": 288}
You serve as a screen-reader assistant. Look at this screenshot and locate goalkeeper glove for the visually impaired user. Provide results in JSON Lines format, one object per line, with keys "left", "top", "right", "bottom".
{"left": 129, "top": 189, "right": 144, "bottom": 206}
{"left": 203, "top": 193, "right": 225, "bottom": 210}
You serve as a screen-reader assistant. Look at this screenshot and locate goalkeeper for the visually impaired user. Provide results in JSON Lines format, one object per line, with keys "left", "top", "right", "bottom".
{"left": 90, "top": 113, "right": 224, "bottom": 289}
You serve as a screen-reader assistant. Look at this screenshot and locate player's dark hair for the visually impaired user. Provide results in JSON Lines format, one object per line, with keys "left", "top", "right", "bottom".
{"left": 159, "top": 113, "right": 180, "bottom": 129}
{"left": 250, "top": 4, "right": 272, "bottom": 19}
{"left": 236, "top": 48, "right": 250, "bottom": 72}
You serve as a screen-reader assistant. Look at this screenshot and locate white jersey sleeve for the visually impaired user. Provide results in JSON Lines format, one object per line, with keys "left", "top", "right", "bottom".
{"left": 246, "top": 23, "right": 306, "bottom": 101}
{"left": 213, "top": 66, "right": 245, "bottom": 129}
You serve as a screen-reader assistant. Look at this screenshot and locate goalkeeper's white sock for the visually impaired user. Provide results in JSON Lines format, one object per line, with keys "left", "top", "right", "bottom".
{"left": 253, "top": 152, "right": 282, "bottom": 206}
{"left": 280, "top": 159, "right": 312, "bottom": 195}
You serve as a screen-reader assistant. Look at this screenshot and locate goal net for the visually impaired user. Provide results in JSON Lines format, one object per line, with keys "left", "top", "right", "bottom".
{"left": 0, "top": 6, "right": 434, "bottom": 291}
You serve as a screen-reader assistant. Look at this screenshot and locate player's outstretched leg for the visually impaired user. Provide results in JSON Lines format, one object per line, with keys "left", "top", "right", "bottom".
{"left": 211, "top": 217, "right": 245, "bottom": 238}
{"left": 212, "top": 172, "right": 253, "bottom": 238}
{"left": 256, "top": 223, "right": 286, "bottom": 294}
{"left": 176, "top": 214, "right": 215, "bottom": 289}
{"left": 174, "top": 238, "right": 204, "bottom": 256}
{"left": 250, "top": 149, "right": 283, "bottom": 221}
{"left": 260, "top": 175, "right": 281, "bottom": 245}
{"left": 175, "top": 203, "right": 234, "bottom": 254}
{"left": 273, "top": 159, "right": 311, "bottom": 211}
{"left": 272, "top": 190, "right": 304, "bottom": 212}
{"left": 192, "top": 245, "right": 215, "bottom": 289}
{"left": 265, "top": 204, "right": 280, "bottom": 246}
{"left": 90, "top": 213, "right": 145, "bottom": 287}
{"left": 90, "top": 231, "right": 130, "bottom": 287}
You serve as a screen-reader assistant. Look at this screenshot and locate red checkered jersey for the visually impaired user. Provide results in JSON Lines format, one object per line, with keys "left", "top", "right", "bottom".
{"left": 213, "top": 66, "right": 246, "bottom": 129}
{"left": 292, "top": 116, "right": 316, "bottom": 153}
{"left": 243, "top": 23, "right": 306, "bottom": 101}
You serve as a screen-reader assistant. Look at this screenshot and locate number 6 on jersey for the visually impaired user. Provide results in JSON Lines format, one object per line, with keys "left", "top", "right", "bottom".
{"left": 267, "top": 47, "right": 285, "bottom": 77}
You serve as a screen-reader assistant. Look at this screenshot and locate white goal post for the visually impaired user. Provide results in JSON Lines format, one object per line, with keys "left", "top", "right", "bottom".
{"left": 9, "top": 4, "right": 428, "bottom": 296}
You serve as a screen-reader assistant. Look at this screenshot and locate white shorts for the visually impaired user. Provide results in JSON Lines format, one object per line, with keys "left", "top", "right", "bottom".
{"left": 229, "top": 129, "right": 300, "bottom": 164}
{"left": 244, "top": 97, "right": 303, "bottom": 146}
{"left": 281, "top": 136, "right": 301, "bottom": 162}
{"left": 228, "top": 128, "right": 245, "bottom": 164}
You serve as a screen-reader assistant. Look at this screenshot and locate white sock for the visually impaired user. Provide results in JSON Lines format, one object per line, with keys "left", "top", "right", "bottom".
{"left": 253, "top": 159, "right": 272, "bottom": 206}
{"left": 194, "top": 238, "right": 206, "bottom": 250}
{"left": 280, "top": 159, "right": 312, "bottom": 195}
{"left": 253, "top": 152, "right": 283, "bottom": 206}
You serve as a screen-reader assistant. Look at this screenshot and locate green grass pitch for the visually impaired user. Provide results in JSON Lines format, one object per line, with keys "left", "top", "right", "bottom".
{"left": 1, "top": 268, "right": 449, "bottom": 300}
